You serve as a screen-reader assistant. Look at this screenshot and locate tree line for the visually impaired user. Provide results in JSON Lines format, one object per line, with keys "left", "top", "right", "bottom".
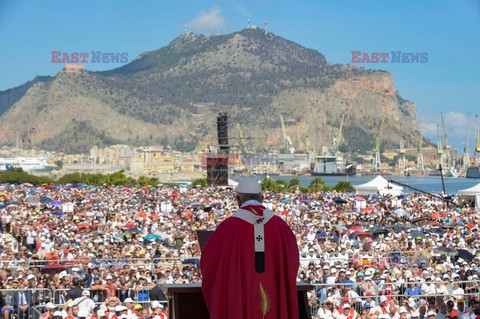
{"left": 0, "top": 169, "right": 162, "bottom": 187}
{"left": 0, "top": 169, "right": 354, "bottom": 193}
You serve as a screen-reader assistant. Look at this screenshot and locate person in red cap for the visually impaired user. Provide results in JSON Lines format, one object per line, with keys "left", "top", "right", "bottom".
{"left": 60, "top": 249, "right": 72, "bottom": 262}
{"left": 338, "top": 296, "right": 359, "bottom": 318}
{"left": 201, "top": 178, "right": 299, "bottom": 319}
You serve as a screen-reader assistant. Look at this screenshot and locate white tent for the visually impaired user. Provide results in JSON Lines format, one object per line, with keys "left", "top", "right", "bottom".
{"left": 355, "top": 175, "right": 403, "bottom": 196}
{"left": 458, "top": 183, "right": 480, "bottom": 211}
{"left": 228, "top": 179, "right": 239, "bottom": 187}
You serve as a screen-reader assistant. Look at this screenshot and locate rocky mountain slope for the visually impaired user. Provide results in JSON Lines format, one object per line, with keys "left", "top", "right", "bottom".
{"left": 0, "top": 28, "right": 421, "bottom": 154}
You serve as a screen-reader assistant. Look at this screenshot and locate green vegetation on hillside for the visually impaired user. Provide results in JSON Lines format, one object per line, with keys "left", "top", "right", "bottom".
{"left": 0, "top": 28, "right": 422, "bottom": 155}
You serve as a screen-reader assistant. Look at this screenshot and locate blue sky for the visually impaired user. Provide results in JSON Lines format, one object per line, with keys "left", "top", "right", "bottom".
{"left": 0, "top": 0, "right": 478, "bottom": 152}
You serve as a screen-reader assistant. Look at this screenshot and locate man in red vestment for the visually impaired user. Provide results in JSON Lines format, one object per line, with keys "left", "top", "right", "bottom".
{"left": 201, "top": 178, "right": 299, "bottom": 319}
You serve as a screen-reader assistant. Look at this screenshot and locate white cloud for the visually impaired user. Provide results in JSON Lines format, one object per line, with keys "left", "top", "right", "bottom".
{"left": 425, "top": 112, "right": 468, "bottom": 136}
{"left": 423, "top": 111, "right": 475, "bottom": 152}
{"left": 187, "top": 6, "right": 227, "bottom": 34}
{"left": 423, "top": 122, "right": 437, "bottom": 136}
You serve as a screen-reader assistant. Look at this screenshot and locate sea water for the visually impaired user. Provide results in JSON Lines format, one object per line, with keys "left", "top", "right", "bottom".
{"left": 231, "top": 175, "right": 480, "bottom": 195}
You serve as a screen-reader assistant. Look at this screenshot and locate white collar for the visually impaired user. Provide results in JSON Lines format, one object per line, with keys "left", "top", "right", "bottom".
{"left": 240, "top": 199, "right": 263, "bottom": 207}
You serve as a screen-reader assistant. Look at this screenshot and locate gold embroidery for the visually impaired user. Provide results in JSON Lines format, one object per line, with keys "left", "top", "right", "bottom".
{"left": 259, "top": 282, "right": 270, "bottom": 319}
{"left": 249, "top": 207, "right": 261, "bottom": 216}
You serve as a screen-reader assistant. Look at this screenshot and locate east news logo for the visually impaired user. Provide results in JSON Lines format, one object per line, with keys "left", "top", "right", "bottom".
{"left": 351, "top": 51, "right": 428, "bottom": 63}
{"left": 51, "top": 51, "right": 128, "bottom": 63}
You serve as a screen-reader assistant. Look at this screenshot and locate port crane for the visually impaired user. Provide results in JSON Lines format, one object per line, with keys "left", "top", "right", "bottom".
{"left": 463, "top": 113, "right": 470, "bottom": 171}
{"left": 296, "top": 127, "right": 305, "bottom": 153}
{"left": 280, "top": 115, "right": 295, "bottom": 154}
{"left": 398, "top": 139, "right": 406, "bottom": 172}
{"left": 372, "top": 119, "right": 384, "bottom": 172}
{"left": 440, "top": 112, "right": 452, "bottom": 169}
{"left": 330, "top": 112, "right": 345, "bottom": 156}
{"left": 436, "top": 124, "right": 446, "bottom": 172}
{"left": 416, "top": 112, "right": 425, "bottom": 173}
{"left": 475, "top": 115, "right": 480, "bottom": 165}
{"left": 237, "top": 123, "right": 251, "bottom": 154}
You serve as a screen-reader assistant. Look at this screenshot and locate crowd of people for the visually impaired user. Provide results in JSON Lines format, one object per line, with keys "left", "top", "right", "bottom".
{"left": 0, "top": 181, "right": 479, "bottom": 318}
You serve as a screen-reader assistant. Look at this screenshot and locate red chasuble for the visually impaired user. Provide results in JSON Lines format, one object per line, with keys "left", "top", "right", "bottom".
{"left": 201, "top": 206, "right": 299, "bottom": 319}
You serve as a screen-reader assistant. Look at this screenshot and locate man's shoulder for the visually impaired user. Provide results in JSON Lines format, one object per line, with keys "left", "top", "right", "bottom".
{"left": 272, "top": 213, "right": 292, "bottom": 224}
{"left": 150, "top": 285, "right": 162, "bottom": 292}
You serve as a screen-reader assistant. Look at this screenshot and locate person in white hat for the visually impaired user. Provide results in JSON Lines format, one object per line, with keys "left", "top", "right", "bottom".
{"left": 150, "top": 301, "right": 167, "bottom": 319}
{"left": 52, "top": 311, "right": 63, "bottom": 319}
{"left": 71, "top": 290, "right": 95, "bottom": 316}
{"left": 317, "top": 297, "right": 336, "bottom": 319}
{"left": 200, "top": 178, "right": 300, "bottom": 319}
{"left": 339, "top": 302, "right": 358, "bottom": 319}
{"left": 410, "top": 310, "right": 420, "bottom": 319}
{"left": 372, "top": 295, "right": 390, "bottom": 317}
{"left": 42, "top": 302, "right": 56, "bottom": 319}
{"left": 123, "top": 297, "right": 136, "bottom": 317}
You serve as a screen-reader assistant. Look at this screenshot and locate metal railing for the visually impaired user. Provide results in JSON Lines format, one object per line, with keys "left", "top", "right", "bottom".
{"left": 51, "top": 286, "right": 169, "bottom": 306}
{"left": 310, "top": 292, "right": 479, "bottom": 317}
{"left": 152, "top": 257, "right": 184, "bottom": 266}
{"left": 26, "top": 258, "right": 154, "bottom": 270}
{"left": 0, "top": 287, "right": 168, "bottom": 318}
{"left": 0, "top": 288, "right": 52, "bottom": 319}
{"left": 307, "top": 280, "right": 480, "bottom": 315}
{"left": 299, "top": 254, "right": 431, "bottom": 268}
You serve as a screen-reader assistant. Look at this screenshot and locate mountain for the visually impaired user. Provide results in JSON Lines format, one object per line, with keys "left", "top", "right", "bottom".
{"left": 0, "top": 28, "right": 422, "bottom": 154}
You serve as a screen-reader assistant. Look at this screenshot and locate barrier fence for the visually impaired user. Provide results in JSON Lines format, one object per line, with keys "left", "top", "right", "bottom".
{"left": 311, "top": 292, "right": 478, "bottom": 318}
{"left": 0, "top": 247, "right": 465, "bottom": 273}
{"left": 26, "top": 258, "right": 155, "bottom": 271}
{"left": 0, "top": 288, "right": 51, "bottom": 319}
{"left": 0, "top": 288, "right": 167, "bottom": 319}
{"left": 308, "top": 280, "right": 480, "bottom": 316}
{"left": 300, "top": 256, "right": 432, "bottom": 270}
{"left": 21, "top": 257, "right": 193, "bottom": 272}
{"left": 0, "top": 280, "right": 478, "bottom": 318}
{"left": 9, "top": 254, "right": 437, "bottom": 274}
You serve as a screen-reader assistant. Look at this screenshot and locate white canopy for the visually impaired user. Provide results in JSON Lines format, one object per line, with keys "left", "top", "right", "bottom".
{"left": 355, "top": 175, "right": 403, "bottom": 196}
{"left": 228, "top": 179, "right": 239, "bottom": 187}
{"left": 458, "top": 183, "right": 480, "bottom": 211}
{"left": 458, "top": 183, "right": 480, "bottom": 196}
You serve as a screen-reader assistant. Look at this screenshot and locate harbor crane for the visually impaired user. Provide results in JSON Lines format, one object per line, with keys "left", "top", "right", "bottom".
{"left": 296, "top": 127, "right": 305, "bottom": 153}
{"left": 416, "top": 112, "right": 425, "bottom": 173}
{"left": 440, "top": 112, "right": 452, "bottom": 168}
{"left": 398, "top": 139, "right": 406, "bottom": 172}
{"left": 436, "top": 124, "right": 447, "bottom": 172}
{"left": 280, "top": 115, "right": 295, "bottom": 154}
{"left": 463, "top": 113, "right": 470, "bottom": 171}
{"left": 237, "top": 123, "right": 251, "bottom": 154}
{"left": 373, "top": 118, "right": 384, "bottom": 172}
{"left": 330, "top": 112, "right": 345, "bottom": 156}
{"left": 475, "top": 115, "right": 480, "bottom": 165}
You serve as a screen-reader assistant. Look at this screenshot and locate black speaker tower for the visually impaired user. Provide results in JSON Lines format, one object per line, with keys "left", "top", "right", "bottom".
{"left": 217, "top": 112, "right": 229, "bottom": 154}
{"left": 207, "top": 113, "right": 230, "bottom": 186}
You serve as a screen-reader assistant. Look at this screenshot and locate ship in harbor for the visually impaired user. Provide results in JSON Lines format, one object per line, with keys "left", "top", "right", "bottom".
{"left": 465, "top": 114, "right": 480, "bottom": 179}
{"left": 310, "top": 154, "right": 356, "bottom": 176}
{"left": 466, "top": 167, "right": 480, "bottom": 179}
{"left": 0, "top": 157, "right": 58, "bottom": 173}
